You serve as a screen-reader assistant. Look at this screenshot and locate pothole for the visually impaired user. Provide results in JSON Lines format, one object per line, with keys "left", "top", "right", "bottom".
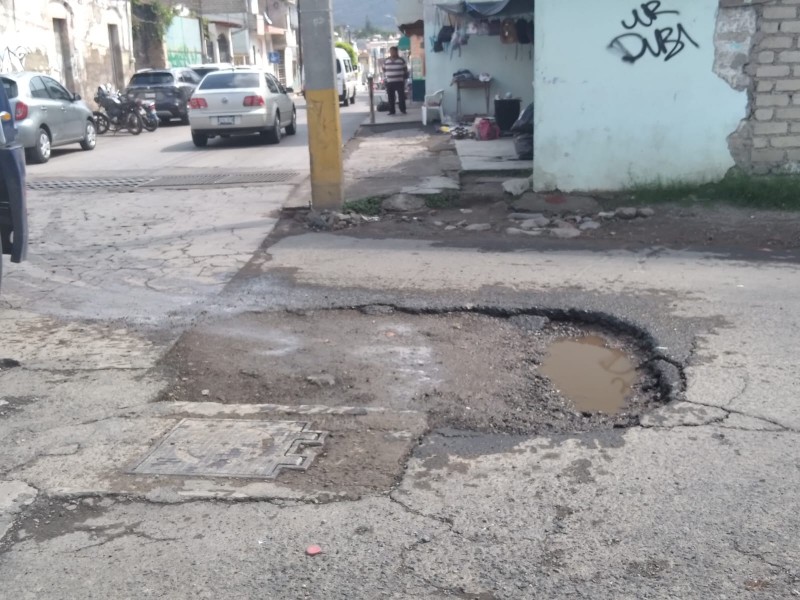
{"left": 158, "top": 308, "right": 669, "bottom": 435}
{"left": 539, "top": 336, "right": 638, "bottom": 415}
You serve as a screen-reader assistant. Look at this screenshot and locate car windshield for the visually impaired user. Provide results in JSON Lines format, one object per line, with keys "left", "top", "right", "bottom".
{"left": 0, "top": 78, "right": 18, "bottom": 99}
{"left": 129, "top": 72, "right": 175, "bottom": 86}
{"left": 199, "top": 72, "right": 260, "bottom": 90}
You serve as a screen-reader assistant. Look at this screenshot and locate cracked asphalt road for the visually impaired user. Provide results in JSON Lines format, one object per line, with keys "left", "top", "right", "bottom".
{"left": 2, "top": 118, "right": 800, "bottom": 597}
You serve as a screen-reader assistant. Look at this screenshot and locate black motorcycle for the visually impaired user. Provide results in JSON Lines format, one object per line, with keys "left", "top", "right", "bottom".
{"left": 93, "top": 85, "right": 143, "bottom": 135}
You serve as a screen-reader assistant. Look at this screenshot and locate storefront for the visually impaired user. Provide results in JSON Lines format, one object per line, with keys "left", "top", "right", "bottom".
{"left": 422, "top": 0, "right": 533, "bottom": 119}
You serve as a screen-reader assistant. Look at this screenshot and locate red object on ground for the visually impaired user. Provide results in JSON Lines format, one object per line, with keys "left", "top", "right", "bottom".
{"left": 306, "top": 545, "right": 323, "bottom": 556}
{"left": 546, "top": 194, "right": 567, "bottom": 205}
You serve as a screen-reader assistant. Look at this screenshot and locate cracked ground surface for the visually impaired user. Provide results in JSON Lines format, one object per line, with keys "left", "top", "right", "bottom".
{"left": 2, "top": 173, "right": 800, "bottom": 597}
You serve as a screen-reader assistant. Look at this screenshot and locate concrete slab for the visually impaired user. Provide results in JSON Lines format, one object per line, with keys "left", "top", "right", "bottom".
{"left": 130, "top": 419, "right": 327, "bottom": 480}
{"left": 362, "top": 102, "right": 422, "bottom": 127}
{"left": 0, "top": 481, "right": 38, "bottom": 541}
{"left": 455, "top": 138, "right": 532, "bottom": 173}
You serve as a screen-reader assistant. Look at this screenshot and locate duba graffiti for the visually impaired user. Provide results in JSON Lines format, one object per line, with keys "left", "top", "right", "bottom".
{"left": 608, "top": 1, "right": 699, "bottom": 64}
{"left": 0, "top": 45, "right": 32, "bottom": 72}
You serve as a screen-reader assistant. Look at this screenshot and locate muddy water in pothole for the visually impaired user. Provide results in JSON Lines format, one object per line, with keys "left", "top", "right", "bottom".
{"left": 161, "top": 310, "right": 659, "bottom": 435}
{"left": 539, "top": 336, "right": 638, "bottom": 414}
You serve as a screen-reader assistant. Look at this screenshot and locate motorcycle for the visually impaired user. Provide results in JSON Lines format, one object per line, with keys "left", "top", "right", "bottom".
{"left": 138, "top": 97, "right": 159, "bottom": 132}
{"left": 93, "top": 85, "right": 143, "bottom": 136}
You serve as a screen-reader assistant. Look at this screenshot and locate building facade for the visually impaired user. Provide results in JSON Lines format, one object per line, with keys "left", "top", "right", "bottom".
{"left": 157, "top": 0, "right": 299, "bottom": 87}
{"left": 0, "top": 0, "right": 135, "bottom": 101}
{"left": 533, "top": 0, "right": 800, "bottom": 191}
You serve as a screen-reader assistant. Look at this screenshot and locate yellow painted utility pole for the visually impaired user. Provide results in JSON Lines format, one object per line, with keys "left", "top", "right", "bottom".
{"left": 299, "top": 0, "right": 344, "bottom": 209}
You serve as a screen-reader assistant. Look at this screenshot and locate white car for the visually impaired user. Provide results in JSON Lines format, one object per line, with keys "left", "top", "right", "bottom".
{"left": 187, "top": 69, "right": 296, "bottom": 147}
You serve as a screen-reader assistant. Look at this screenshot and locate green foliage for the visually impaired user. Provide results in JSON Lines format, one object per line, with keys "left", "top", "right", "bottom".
{"left": 131, "top": 0, "right": 175, "bottom": 43}
{"left": 343, "top": 196, "right": 383, "bottom": 216}
{"left": 335, "top": 41, "right": 358, "bottom": 66}
{"left": 424, "top": 192, "right": 457, "bottom": 209}
{"left": 627, "top": 172, "right": 800, "bottom": 210}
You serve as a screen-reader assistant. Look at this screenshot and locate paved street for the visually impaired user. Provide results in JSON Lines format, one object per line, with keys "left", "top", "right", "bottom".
{"left": 26, "top": 96, "right": 368, "bottom": 179}
{"left": 1, "top": 107, "right": 800, "bottom": 599}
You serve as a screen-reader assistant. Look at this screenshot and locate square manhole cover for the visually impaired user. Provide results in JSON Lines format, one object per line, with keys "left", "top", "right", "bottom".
{"left": 130, "top": 419, "right": 327, "bottom": 479}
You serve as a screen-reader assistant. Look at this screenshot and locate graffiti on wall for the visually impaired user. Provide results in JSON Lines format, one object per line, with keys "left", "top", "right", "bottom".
{"left": 608, "top": 1, "right": 699, "bottom": 64}
{"left": 0, "top": 45, "right": 32, "bottom": 72}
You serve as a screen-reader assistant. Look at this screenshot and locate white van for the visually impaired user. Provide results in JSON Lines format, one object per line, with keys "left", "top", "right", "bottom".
{"left": 335, "top": 47, "right": 357, "bottom": 106}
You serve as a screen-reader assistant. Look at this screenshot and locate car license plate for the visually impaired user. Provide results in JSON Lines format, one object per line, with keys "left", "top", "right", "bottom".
{"left": 218, "top": 116, "right": 235, "bottom": 125}
{"left": 145, "top": 93, "right": 155, "bottom": 99}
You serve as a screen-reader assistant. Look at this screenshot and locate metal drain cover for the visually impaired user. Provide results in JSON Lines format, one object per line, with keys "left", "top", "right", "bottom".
{"left": 27, "top": 171, "right": 301, "bottom": 191}
{"left": 130, "top": 419, "right": 327, "bottom": 479}
{"left": 27, "top": 177, "right": 151, "bottom": 190}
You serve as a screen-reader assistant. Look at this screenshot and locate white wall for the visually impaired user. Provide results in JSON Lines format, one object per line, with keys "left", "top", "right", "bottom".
{"left": 424, "top": 1, "right": 533, "bottom": 117}
{"left": 534, "top": 0, "right": 747, "bottom": 191}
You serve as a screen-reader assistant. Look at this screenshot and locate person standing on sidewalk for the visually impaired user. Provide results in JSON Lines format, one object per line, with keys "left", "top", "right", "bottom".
{"left": 383, "top": 47, "right": 408, "bottom": 115}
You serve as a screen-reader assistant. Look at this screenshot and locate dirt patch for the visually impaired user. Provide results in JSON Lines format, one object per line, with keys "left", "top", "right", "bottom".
{"left": 159, "top": 309, "right": 662, "bottom": 435}
{"left": 153, "top": 309, "right": 668, "bottom": 493}
{"left": 281, "top": 202, "right": 800, "bottom": 261}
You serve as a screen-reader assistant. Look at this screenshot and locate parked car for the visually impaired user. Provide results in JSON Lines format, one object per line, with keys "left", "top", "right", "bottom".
{"left": 0, "top": 72, "right": 96, "bottom": 164}
{"left": 125, "top": 68, "right": 201, "bottom": 125}
{"left": 0, "top": 76, "right": 27, "bottom": 290}
{"left": 187, "top": 69, "right": 296, "bottom": 147}
{"left": 189, "top": 63, "right": 234, "bottom": 80}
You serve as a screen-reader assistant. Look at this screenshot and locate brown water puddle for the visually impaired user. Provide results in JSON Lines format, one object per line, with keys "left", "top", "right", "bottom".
{"left": 539, "top": 336, "right": 638, "bottom": 414}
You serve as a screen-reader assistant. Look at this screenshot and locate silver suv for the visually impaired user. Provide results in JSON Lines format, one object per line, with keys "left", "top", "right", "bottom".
{"left": 0, "top": 72, "right": 96, "bottom": 164}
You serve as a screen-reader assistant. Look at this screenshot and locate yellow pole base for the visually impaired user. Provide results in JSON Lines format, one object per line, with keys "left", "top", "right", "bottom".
{"left": 304, "top": 88, "right": 344, "bottom": 210}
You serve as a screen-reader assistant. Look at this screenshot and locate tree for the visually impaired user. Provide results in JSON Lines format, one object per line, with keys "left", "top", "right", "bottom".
{"left": 335, "top": 41, "right": 357, "bottom": 66}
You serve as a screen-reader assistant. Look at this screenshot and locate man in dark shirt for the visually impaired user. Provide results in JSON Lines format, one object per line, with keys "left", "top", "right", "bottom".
{"left": 382, "top": 46, "right": 408, "bottom": 115}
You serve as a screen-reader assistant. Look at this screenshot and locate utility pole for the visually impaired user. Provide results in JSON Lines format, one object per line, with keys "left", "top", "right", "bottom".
{"left": 299, "top": 0, "right": 343, "bottom": 209}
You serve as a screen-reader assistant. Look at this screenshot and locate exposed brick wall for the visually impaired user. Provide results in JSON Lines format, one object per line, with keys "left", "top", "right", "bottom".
{"left": 747, "top": 0, "right": 800, "bottom": 173}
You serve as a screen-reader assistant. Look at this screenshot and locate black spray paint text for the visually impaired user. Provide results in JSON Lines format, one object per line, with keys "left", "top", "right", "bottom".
{"left": 608, "top": 2, "right": 699, "bottom": 64}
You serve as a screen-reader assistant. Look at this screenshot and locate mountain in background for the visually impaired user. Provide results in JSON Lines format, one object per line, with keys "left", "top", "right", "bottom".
{"left": 333, "top": 0, "right": 397, "bottom": 30}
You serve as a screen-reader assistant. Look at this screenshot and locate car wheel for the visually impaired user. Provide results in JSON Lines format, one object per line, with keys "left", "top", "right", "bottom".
{"left": 160, "top": 117, "right": 171, "bottom": 126}
{"left": 180, "top": 113, "right": 190, "bottom": 125}
{"left": 192, "top": 132, "right": 208, "bottom": 147}
{"left": 285, "top": 108, "right": 297, "bottom": 135}
{"left": 26, "top": 127, "right": 51, "bottom": 164}
{"left": 263, "top": 112, "right": 281, "bottom": 144}
{"left": 350, "top": 88, "right": 356, "bottom": 104}
{"left": 342, "top": 91, "right": 350, "bottom": 107}
{"left": 80, "top": 120, "right": 97, "bottom": 151}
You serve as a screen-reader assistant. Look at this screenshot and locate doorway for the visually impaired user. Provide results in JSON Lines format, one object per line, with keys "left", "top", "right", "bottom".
{"left": 218, "top": 34, "right": 231, "bottom": 62}
{"left": 52, "top": 18, "right": 75, "bottom": 91}
{"left": 108, "top": 24, "right": 124, "bottom": 91}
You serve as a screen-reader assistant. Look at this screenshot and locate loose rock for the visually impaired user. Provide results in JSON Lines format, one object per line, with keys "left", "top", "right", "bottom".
{"left": 508, "top": 212, "right": 546, "bottom": 221}
{"left": 444, "top": 225, "right": 457, "bottom": 231}
{"left": 552, "top": 219, "right": 576, "bottom": 229}
{"left": 520, "top": 217, "right": 549, "bottom": 229}
{"left": 306, "top": 374, "right": 336, "bottom": 387}
{"left": 502, "top": 177, "right": 533, "bottom": 196}
{"left": 510, "top": 315, "right": 550, "bottom": 332}
{"left": 307, "top": 212, "right": 329, "bottom": 230}
{"left": 551, "top": 228, "right": 581, "bottom": 239}
{"left": 597, "top": 211, "right": 616, "bottom": 220}
{"left": 382, "top": 193, "right": 426, "bottom": 212}
{"left": 506, "top": 227, "right": 542, "bottom": 236}
{"left": 615, "top": 207, "right": 638, "bottom": 220}
{"left": 579, "top": 220, "right": 601, "bottom": 231}
{"left": 465, "top": 223, "right": 492, "bottom": 232}
{"left": 638, "top": 207, "right": 655, "bottom": 218}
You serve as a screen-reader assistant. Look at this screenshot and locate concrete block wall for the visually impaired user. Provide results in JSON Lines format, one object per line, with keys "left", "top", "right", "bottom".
{"left": 747, "top": 0, "right": 800, "bottom": 173}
